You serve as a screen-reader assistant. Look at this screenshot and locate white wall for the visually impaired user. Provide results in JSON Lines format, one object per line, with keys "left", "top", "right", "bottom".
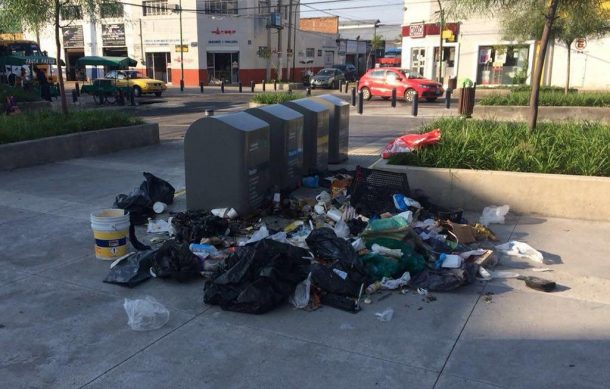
{"left": 549, "top": 39, "right": 610, "bottom": 90}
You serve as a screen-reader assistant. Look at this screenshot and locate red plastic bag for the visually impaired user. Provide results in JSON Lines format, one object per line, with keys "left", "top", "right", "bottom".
{"left": 382, "top": 129, "right": 441, "bottom": 159}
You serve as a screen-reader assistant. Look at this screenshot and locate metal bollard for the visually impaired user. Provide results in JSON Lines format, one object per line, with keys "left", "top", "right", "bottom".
{"left": 273, "top": 79, "right": 277, "bottom": 91}
{"left": 250, "top": 80, "right": 255, "bottom": 92}
{"left": 306, "top": 87, "right": 311, "bottom": 96}
{"left": 205, "top": 109, "right": 214, "bottom": 116}
{"left": 180, "top": 79, "right": 184, "bottom": 92}
{"left": 358, "top": 90, "right": 364, "bottom": 114}
{"left": 445, "top": 88, "right": 452, "bottom": 109}
{"left": 130, "top": 89, "right": 136, "bottom": 106}
{"left": 351, "top": 87, "right": 357, "bottom": 106}
{"left": 239, "top": 82, "right": 242, "bottom": 93}
{"left": 200, "top": 82, "right": 204, "bottom": 93}
{"left": 262, "top": 80, "right": 266, "bottom": 92}
{"left": 345, "top": 82, "right": 349, "bottom": 93}
{"left": 391, "top": 88, "right": 397, "bottom": 108}
{"left": 338, "top": 80, "right": 343, "bottom": 92}
{"left": 411, "top": 92, "right": 419, "bottom": 117}
{"left": 221, "top": 81, "right": 225, "bottom": 93}
{"left": 71, "top": 89, "right": 77, "bottom": 103}
{"left": 75, "top": 82, "right": 80, "bottom": 97}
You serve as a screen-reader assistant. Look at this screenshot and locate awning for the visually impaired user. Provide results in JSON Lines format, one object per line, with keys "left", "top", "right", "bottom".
{"left": 0, "top": 55, "right": 58, "bottom": 66}
{"left": 76, "top": 56, "right": 137, "bottom": 68}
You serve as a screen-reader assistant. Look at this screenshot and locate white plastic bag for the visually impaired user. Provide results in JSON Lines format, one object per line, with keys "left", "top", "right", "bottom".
{"left": 242, "top": 224, "right": 269, "bottom": 245}
{"left": 495, "top": 241, "right": 544, "bottom": 264}
{"left": 480, "top": 205, "right": 510, "bottom": 226}
{"left": 289, "top": 273, "right": 311, "bottom": 309}
{"left": 351, "top": 238, "right": 366, "bottom": 251}
{"left": 147, "top": 218, "right": 171, "bottom": 234}
{"left": 380, "top": 272, "right": 411, "bottom": 289}
{"left": 123, "top": 296, "right": 170, "bottom": 331}
{"left": 333, "top": 220, "right": 350, "bottom": 239}
{"left": 375, "top": 308, "right": 394, "bottom": 322}
{"left": 372, "top": 244, "right": 403, "bottom": 258}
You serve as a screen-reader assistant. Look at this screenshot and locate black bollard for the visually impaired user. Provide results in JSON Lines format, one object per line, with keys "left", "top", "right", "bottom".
{"left": 338, "top": 80, "right": 343, "bottom": 92}
{"left": 445, "top": 88, "right": 452, "bottom": 109}
{"left": 205, "top": 109, "right": 214, "bottom": 117}
{"left": 262, "top": 80, "right": 266, "bottom": 92}
{"left": 75, "top": 82, "right": 80, "bottom": 97}
{"left": 250, "top": 80, "right": 255, "bottom": 92}
{"left": 411, "top": 92, "right": 419, "bottom": 117}
{"left": 273, "top": 79, "right": 277, "bottom": 91}
{"left": 351, "top": 87, "right": 356, "bottom": 106}
{"left": 306, "top": 87, "right": 311, "bottom": 96}
{"left": 200, "top": 82, "right": 204, "bottom": 93}
{"left": 180, "top": 79, "right": 184, "bottom": 92}
{"left": 358, "top": 90, "right": 364, "bottom": 114}
{"left": 71, "top": 89, "right": 77, "bottom": 103}
{"left": 239, "top": 82, "right": 242, "bottom": 93}
{"left": 130, "top": 88, "right": 136, "bottom": 106}
{"left": 391, "top": 88, "right": 397, "bottom": 108}
{"left": 344, "top": 82, "right": 349, "bottom": 93}
{"left": 221, "top": 81, "right": 225, "bottom": 93}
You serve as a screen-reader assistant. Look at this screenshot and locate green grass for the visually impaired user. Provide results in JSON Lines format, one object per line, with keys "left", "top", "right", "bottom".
{"left": 250, "top": 92, "right": 302, "bottom": 104}
{"left": 0, "top": 84, "right": 42, "bottom": 103}
{"left": 0, "top": 110, "right": 143, "bottom": 144}
{"left": 479, "top": 91, "right": 610, "bottom": 106}
{"left": 387, "top": 118, "right": 610, "bottom": 177}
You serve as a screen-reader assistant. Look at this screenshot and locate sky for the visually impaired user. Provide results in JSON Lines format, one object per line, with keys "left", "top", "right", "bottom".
{"left": 299, "top": 0, "right": 405, "bottom": 26}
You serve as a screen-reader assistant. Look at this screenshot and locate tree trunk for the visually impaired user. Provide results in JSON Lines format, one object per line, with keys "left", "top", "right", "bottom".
{"left": 54, "top": 0, "right": 68, "bottom": 115}
{"left": 565, "top": 40, "right": 572, "bottom": 95}
{"left": 527, "top": 0, "right": 560, "bottom": 131}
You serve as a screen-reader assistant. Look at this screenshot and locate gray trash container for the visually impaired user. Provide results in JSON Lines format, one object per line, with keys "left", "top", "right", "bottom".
{"left": 311, "top": 94, "right": 349, "bottom": 164}
{"left": 283, "top": 98, "right": 329, "bottom": 174}
{"left": 184, "top": 112, "right": 270, "bottom": 215}
{"left": 246, "top": 104, "right": 304, "bottom": 190}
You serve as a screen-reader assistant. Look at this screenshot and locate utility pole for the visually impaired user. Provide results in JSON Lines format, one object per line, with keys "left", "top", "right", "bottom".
{"left": 266, "top": 1, "right": 271, "bottom": 80}
{"left": 277, "top": 0, "right": 283, "bottom": 81}
{"left": 179, "top": 0, "right": 184, "bottom": 91}
{"left": 287, "top": 0, "right": 293, "bottom": 81}
{"left": 437, "top": 0, "right": 444, "bottom": 84}
{"left": 139, "top": 19, "right": 145, "bottom": 70}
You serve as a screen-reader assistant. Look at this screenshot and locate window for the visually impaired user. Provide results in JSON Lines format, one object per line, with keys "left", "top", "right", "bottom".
{"left": 305, "top": 48, "right": 315, "bottom": 58}
{"left": 258, "top": 1, "right": 269, "bottom": 13}
{"left": 370, "top": 70, "right": 386, "bottom": 79}
{"left": 105, "top": 70, "right": 117, "bottom": 79}
{"left": 317, "top": 50, "right": 322, "bottom": 57}
{"left": 101, "top": 3, "right": 124, "bottom": 18}
{"left": 61, "top": 5, "right": 82, "bottom": 20}
{"left": 204, "top": 0, "right": 238, "bottom": 15}
{"left": 143, "top": 0, "right": 171, "bottom": 16}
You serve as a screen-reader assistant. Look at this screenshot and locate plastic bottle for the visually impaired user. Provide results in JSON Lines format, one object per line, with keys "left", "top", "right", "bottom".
{"left": 366, "top": 281, "right": 382, "bottom": 294}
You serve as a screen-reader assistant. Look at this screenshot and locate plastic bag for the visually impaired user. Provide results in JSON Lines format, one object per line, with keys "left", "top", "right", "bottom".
{"left": 479, "top": 205, "right": 510, "bottom": 226}
{"left": 495, "top": 241, "right": 544, "bottom": 264}
{"left": 382, "top": 129, "right": 441, "bottom": 159}
{"left": 363, "top": 237, "right": 426, "bottom": 280}
{"left": 289, "top": 273, "right": 311, "bottom": 309}
{"left": 380, "top": 272, "right": 411, "bottom": 290}
{"left": 393, "top": 194, "right": 422, "bottom": 211}
{"left": 115, "top": 172, "right": 176, "bottom": 225}
{"left": 408, "top": 263, "right": 478, "bottom": 292}
{"left": 362, "top": 215, "right": 411, "bottom": 240}
{"left": 152, "top": 240, "right": 202, "bottom": 282}
{"left": 243, "top": 225, "right": 269, "bottom": 245}
{"left": 104, "top": 250, "right": 156, "bottom": 288}
{"left": 375, "top": 308, "right": 394, "bottom": 322}
{"left": 333, "top": 220, "right": 350, "bottom": 239}
{"left": 123, "top": 296, "right": 170, "bottom": 331}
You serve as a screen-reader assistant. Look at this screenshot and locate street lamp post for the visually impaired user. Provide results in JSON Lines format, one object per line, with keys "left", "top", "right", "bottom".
{"left": 179, "top": 0, "right": 184, "bottom": 91}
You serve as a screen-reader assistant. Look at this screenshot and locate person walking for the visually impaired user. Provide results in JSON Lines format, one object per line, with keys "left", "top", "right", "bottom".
{"left": 35, "top": 66, "right": 51, "bottom": 102}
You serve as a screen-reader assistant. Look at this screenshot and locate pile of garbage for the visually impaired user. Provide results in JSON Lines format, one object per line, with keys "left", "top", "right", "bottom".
{"left": 108, "top": 167, "right": 556, "bottom": 323}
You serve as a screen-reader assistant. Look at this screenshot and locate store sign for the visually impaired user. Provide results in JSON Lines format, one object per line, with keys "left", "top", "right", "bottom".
{"left": 102, "top": 23, "right": 125, "bottom": 47}
{"left": 410, "top": 23, "right": 425, "bottom": 38}
{"left": 175, "top": 44, "right": 188, "bottom": 53}
{"left": 62, "top": 26, "right": 84, "bottom": 48}
{"left": 211, "top": 27, "right": 236, "bottom": 35}
{"left": 144, "top": 38, "right": 181, "bottom": 45}
{"left": 575, "top": 38, "right": 587, "bottom": 50}
{"left": 208, "top": 40, "right": 238, "bottom": 46}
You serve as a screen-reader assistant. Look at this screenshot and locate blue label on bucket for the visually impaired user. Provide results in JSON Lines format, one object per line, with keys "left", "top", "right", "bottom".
{"left": 95, "top": 238, "right": 127, "bottom": 248}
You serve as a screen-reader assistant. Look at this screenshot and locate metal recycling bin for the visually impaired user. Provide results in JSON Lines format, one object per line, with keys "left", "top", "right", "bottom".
{"left": 283, "top": 98, "right": 329, "bottom": 174}
{"left": 184, "top": 112, "right": 271, "bottom": 215}
{"left": 311, "top": 94, "right": 349, "bottom": 164}
{"left": 246, "top": 104, "right": 304, "bottom": 190}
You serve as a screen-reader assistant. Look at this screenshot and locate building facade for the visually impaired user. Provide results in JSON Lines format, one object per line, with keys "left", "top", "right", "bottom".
{"left": 29, "top": 0, "right": 337, "bottom": 86}
{"left": 401, "top": 0, "right": 610, "bottom": 89}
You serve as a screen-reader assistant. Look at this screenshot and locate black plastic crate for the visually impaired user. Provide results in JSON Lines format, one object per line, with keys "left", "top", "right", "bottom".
{"left": 349, "top": 166, "right": 411, "bottom": 216}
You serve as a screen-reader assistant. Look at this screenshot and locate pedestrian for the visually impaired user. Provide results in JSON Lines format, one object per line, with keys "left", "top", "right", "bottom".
{"left": 35, "top": 66, "right": 51, "bottom": 102}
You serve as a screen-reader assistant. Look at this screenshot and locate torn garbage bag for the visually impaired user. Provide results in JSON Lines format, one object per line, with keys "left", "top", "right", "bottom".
{"left": 103, "top": 250, "right": 156, "bottom": 288}
{"left": 172, "top": 210, "right": 230, "bottom": 244}
{"left": 361, "top": 237, "right": 426, "bottom": 280}
{"left": 408, "top": 263, "right": 478, "bottom": 292}
{"left": 152, "top": 240, "right": 201, "bottom": 282}
{"left": 306, "top": 228, "right": 362, "bottom": 267}
{"left": 114, "top": 172, "right": 176, "bottom": 225}
{"left": 204, "top": 239, "right": 310, "bottom": 314}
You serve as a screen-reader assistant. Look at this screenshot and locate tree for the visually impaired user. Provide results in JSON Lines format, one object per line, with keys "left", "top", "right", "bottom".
{"left": 501, "top": 0, "right": 610, "bottom": 94}
{"left": 366, "top": 34, "right": 384, "bottom": 69}
{"left": 0, "top": 0, "right": 119, "bottom": 114}
{"left": 449, "top": 0, "right": 560, "bottom": 130}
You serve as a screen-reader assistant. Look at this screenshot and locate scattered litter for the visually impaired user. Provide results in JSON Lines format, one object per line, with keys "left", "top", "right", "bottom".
{"left": 104, "top": 251, "right": 155, "bottom": 287}
{"left": 495, "top": 241, "right": 544, "bottom": 263}
{"left": 483, "top": 292, "right": 494, "bottom": 303}
{"left": 478, "top": 267, "right": 492, "bottom": 280}
{"left": 417, "top": 288, "right": 428, "bottom": 296}
{"left": 243, "top": 224, "right": 270, "bottom": 245}
{"left": 333, "top": 220, "right": 350, "bottom": 238}
{"left": 491, "top": 271, "right": 521, "bottom": 279}
{"left": 153, "top": 201, "right": 167, "bottom": 214}
{"left": 124, "top": 296, "right": 170, "bottom": 331}
{"left": 115, "top": 172, "right": 176, "bottom": 225}
{"left": 147, "top": 218, "right": 172, "bottom": 234}
{"left": 375, "top": 308, "right": 394, "bottom": 322}
{"left": 519, "top": 275, "right": 557, "bottom": 292}
{"left": 393, "top": 194, "right": 422, "bottom": 211}
{"left": 371, "top": 243, "right": 403, "bottom": 258}
{"left": 380, "top": 272, "right": 411, "bottom": 290}
{"left": 290, "top": 273, "right": 312, "bottom": 309}
{"left": 363, "top": 297, "right": 372, "bottom": 304}
{"left": 382, "top": 129, "right": 441, "bottom": 158}
{"left": 211, "top": 208, "right": 239, "bottom": 219}
{"left": 480, "top": 205, "right": 510, "bottom": 226}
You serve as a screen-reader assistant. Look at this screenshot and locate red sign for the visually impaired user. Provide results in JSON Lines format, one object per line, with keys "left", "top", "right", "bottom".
{"left": 575, "top": 38, "right": 587, "bottom": 50}
{"left": 211, "top": 27, "right": 236, "bottom": 35}
{"left": 410, "top": 23, "right": 425, "bottom": 38}
{"left": 402, "top": 22, "right": 460, "bottom": 39}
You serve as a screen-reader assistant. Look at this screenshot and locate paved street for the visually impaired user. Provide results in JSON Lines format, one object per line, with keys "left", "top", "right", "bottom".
{"left": 2, "top": 88, "right": 609, "bottom": 388}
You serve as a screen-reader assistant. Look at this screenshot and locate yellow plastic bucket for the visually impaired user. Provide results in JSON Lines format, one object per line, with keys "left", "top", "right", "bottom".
{"left": 90, "top": 209, "right": 130, "bottom": 260}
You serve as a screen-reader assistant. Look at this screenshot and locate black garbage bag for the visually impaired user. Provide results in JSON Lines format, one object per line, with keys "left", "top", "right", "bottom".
{"left": 306, "top": 228, "right": 361, "bottom": 267}
{"left": 311, "top": 262, "right": 366, "bottom": 297}
{"left": 172, "top": 210, "right": 230, "bottom": 244}
{"left": 103, "top": 250, "right": 157, "bottom": 287}
{"left": 114, "top": 172, "right": 175, "bottom": 225}
{"left": 204, "top": 239, "right": 310, "bottom": 314}
{"left": 152, "top": 240, "right": 201, "bottom": 282}
{"left": 347, "top": 218, "right": 368, "bottom": 236}
{"left": 408, "top": 263, "right": 479, "bottom": 292}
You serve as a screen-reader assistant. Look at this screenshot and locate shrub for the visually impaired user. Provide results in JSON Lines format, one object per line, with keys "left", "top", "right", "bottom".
{"left": 251, "top": 92, "right": 301, "bottom": 104}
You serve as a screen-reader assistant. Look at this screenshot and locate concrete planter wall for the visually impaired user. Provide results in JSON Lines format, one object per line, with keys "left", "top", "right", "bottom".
{"left": 253, "top": 82, "right": 303, "bottom": 92}
{"left": 17, "top": 101, "right": 52, "bottom": 112}
{"left": 370, "top": 159, "right": 610, "bottom": 221}
{"left": 473, "top": 105, "right": 610, "bottom": 122}
{"left": 0, "top": 123, "right": 159, "bottom": 171}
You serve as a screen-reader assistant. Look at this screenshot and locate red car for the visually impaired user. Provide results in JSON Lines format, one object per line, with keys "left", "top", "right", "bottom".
{"left": 358, "top": 67, "right": 444, "bottom": 102}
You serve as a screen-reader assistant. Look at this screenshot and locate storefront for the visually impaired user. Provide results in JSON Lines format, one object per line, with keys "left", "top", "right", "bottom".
{"left": 145, "top": 52, "right": 171, "bottom": 82}
{"left": 476, "top": 44, "right": 530, "bottom": 85}
{"left": 101, "top": 23, "right": 127, "bottom": 58}
{"left": 206, "top": 51, "right": 239, "bottom": 84}
{"left": 62, "top": 25, "right": 85, "bottom": 81}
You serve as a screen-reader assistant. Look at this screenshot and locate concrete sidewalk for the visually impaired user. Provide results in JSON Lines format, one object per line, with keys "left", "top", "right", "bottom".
{"left": 1, "top": 138, "right": 609, "bottom": 388}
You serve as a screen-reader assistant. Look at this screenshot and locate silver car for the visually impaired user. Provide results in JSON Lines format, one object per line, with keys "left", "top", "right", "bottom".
{"left": 310, "top": 68, "right": 346, "bottom": 89}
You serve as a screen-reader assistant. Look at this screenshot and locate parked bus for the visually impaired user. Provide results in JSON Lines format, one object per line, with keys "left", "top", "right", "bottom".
{"left": 0, "top": 37, "right": 58, "bottom": 85}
